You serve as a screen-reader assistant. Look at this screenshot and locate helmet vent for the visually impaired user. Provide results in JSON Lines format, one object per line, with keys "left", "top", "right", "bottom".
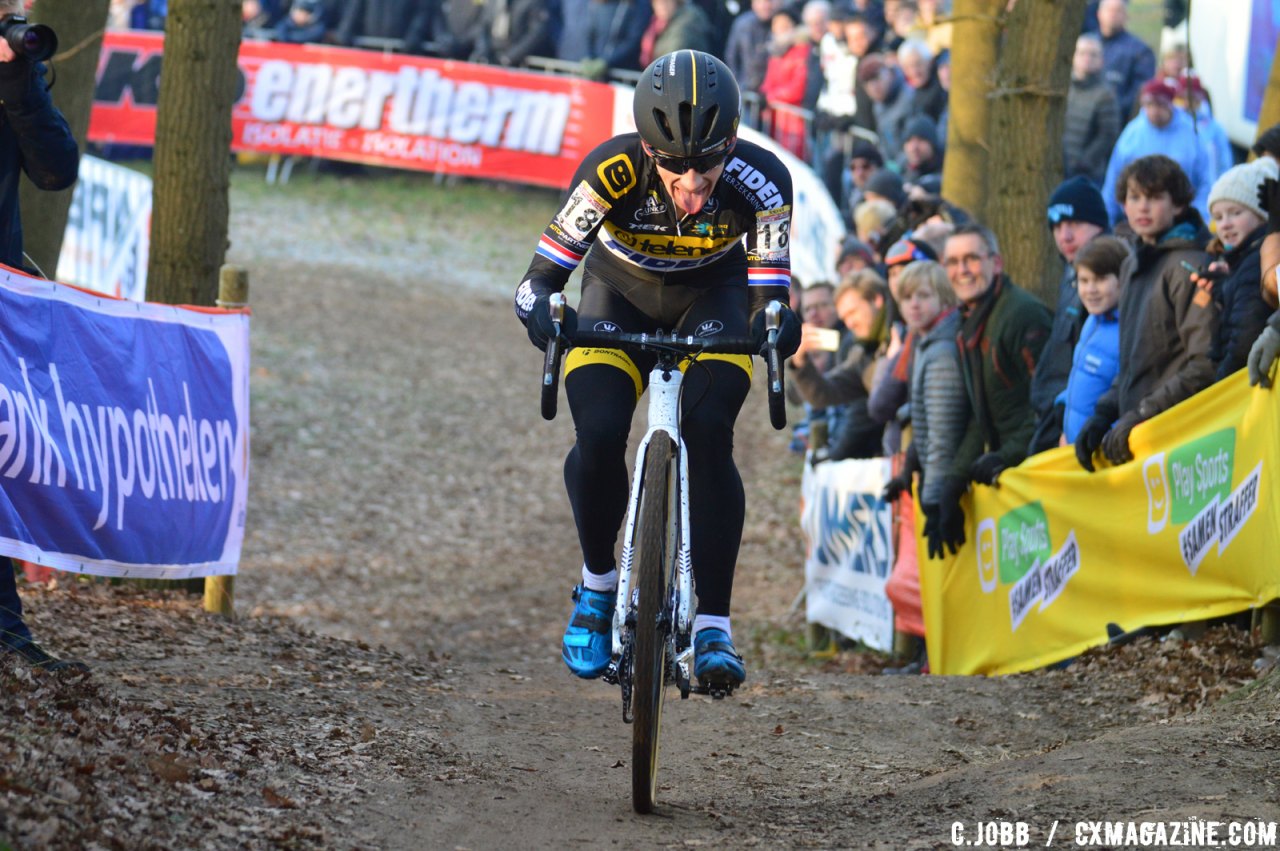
{"left": 678, "top": 102, "right": 693, "bottom": 148}
{"left": 652, "top": 109, "right": 676, "bottom": 143}
{"left": 698, "top": 105, "right": 720, "bottom": 143}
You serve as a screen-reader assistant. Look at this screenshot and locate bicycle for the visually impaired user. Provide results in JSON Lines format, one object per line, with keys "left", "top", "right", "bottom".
{"left": 539, "top": 293, "right": 788, "bottom": 814}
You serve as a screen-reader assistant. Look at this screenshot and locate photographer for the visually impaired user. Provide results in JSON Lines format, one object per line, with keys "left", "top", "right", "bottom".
{"left": 0, "top": 0, "right": 84, "bottom": 671}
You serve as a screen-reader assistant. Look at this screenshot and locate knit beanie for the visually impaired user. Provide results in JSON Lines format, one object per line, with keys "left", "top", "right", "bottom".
{"left": 902, "top": 115, "right": 938, "bottom": 148}
{"left": 1046, "top": 176, "right": 1109, "bottom": 230}
{"left": 865, "top": 169, "right": 907, "bottom": 208}
{"left": 1207, "top": 159, "right": 1279, "bottom": 221}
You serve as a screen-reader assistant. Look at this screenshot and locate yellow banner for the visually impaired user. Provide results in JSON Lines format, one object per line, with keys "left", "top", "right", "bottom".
{"left": 918, "top": 372, "right": 1280, "bottom": 676}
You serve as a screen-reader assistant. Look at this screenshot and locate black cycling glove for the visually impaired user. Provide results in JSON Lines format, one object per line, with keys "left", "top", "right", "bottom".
{"left": 525, "top": 295, "right": 578, "bottom": 352}
{"left": 750, "top": 305, "right": 801, "bottom": 359}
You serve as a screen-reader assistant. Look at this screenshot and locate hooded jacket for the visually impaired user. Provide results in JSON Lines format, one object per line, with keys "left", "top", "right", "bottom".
{"left": 1094, "top": 208, "right": 1216, "bottom": 424}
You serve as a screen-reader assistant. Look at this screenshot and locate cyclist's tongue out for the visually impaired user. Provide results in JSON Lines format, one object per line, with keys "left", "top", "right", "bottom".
{"left": 667, "top": 170, "right": 717, "bottom": 217}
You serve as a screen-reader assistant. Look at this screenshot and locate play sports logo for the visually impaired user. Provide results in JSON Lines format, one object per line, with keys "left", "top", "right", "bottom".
{"left": 1143, "top": 428, "right": 1262, "bottom": 574}
{"left": 975, "top": 502, "right": 1080, "bottom": 632}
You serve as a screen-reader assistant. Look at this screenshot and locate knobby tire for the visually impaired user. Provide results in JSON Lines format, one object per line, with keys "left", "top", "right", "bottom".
{"left": 631, "top": 433, "right": 674, "bottom": 814}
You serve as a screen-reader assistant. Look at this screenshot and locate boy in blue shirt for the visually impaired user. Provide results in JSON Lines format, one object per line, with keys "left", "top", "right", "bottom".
{"left": 1057, "top": 236, "right": 1128, "bottom": 443}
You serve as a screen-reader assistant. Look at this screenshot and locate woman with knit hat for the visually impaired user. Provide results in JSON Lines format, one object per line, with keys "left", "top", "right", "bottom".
{"left": 1201, "top": 158, "right": 1278, "bottom": 379}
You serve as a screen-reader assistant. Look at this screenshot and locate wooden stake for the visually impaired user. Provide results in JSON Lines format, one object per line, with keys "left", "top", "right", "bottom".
{"left": 203, "top": 265, "right": 248, "bottom": 619}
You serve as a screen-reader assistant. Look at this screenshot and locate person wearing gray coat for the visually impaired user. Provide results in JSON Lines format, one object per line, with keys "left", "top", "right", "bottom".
{"left": 911, "top": 309, "right": 970, "bottom": 512}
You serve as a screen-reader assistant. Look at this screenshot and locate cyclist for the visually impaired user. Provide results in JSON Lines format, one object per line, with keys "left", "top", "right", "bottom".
{"left": 514, "top": 49, "right": 801, "bottom": 690}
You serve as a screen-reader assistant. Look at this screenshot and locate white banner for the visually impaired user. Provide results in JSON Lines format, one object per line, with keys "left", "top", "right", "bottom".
{"left": 799, "top": 457, "right": 895, "bottom": 651}
{"left": 56, "top": 155, "right": 152, "bottom": 301}
{"left": 0, "top": 267, "right": 250, "bottom": 578}
{"left": 1188, "top": 2, "right": 1278, "bottom": 149}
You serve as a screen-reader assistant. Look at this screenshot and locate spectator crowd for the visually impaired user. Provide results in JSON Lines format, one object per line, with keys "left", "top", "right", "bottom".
{"left": 99, "top": 0, "right": 1280, "bottom": 677}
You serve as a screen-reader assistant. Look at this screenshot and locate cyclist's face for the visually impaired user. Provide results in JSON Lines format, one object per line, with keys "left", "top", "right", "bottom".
{"left": 654, "top": 160, "right": 726, "bottom": 217}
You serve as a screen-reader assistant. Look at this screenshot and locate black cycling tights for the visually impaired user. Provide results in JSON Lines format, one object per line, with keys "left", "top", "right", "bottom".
{"left": 564, "top": 359, "right": 749, "bottom": 617}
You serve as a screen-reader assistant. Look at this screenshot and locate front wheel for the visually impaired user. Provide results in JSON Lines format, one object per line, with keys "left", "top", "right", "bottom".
{"left": 631, "top": 433, "right": 674, "bottom": 814}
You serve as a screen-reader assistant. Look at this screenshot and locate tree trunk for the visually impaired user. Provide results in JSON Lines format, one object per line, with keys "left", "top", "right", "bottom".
{"left": 985, "top": 0, "right": 1086, "bottom": 306}
{"left": 939, "top": 0, "right": 1005, "bottom": 222}
{"left": 18, "top": 0, "right": 110, "bottom": 279}
{"left": 146, "top": 0, "right": 242, "bottom": 306}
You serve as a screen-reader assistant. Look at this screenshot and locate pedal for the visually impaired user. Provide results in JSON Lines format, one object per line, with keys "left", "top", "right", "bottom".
{"left": 692, "top": 680, "right": 737, "bottom": 700}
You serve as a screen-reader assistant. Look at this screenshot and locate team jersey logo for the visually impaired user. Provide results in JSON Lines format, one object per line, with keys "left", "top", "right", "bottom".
{"left": 695, "top": 320, "right": 724, "bottom": 337}
{"left": 597, "top": 153, "right": 637, "bottom": 199}
{"left": 635, "top": 191, "right": 667, "bottom": 219}
{"left": 593, "top": 320, "right": 621, "bottom": 332}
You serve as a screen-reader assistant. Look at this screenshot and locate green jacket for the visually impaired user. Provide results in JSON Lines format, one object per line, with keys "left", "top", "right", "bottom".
{"left": 950, "top": 276, "right": 1053, "bottom": 479}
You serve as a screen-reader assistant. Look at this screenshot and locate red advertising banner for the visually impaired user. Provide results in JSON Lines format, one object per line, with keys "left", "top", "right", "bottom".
{"left": 89, "top": 32, "right": 616, "bottom": 189}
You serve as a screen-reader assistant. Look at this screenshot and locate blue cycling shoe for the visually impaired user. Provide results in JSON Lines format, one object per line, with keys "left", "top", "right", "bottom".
{"left": 693, "top": 628, "right": 746, "bottom": 688}
{"left": 562, "top": 584, "right": 615, "bottom": 678}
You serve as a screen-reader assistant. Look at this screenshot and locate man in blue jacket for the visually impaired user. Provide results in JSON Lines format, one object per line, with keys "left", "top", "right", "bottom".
{"left": 1095, "top": 0, "right": 1154, "bottom": 121}
{"left": 0, "top": 1, "right": 83, "bottom": 671}
{"left": 1102, "top": 78, "right": 1212, "bottom": 225}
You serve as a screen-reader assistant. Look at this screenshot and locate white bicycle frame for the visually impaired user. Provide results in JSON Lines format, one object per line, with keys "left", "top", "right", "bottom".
{"left": 611, "top": 362, "right": 696, "bottom": 686}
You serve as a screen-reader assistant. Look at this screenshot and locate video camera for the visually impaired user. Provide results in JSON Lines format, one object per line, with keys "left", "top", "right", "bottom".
{"left": 0, "top": 15, "right": 57, "bottom": 63}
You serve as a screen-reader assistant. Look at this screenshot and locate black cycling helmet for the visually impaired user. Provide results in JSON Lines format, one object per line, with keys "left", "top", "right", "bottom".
{"left": 633, "top": 50, "right": 740, "bottom": 160}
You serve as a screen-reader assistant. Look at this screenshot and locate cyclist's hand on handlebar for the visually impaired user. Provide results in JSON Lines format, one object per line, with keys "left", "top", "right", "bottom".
{"left": 526, "top": 295, "right": 578, "bottom": 352}
{"left": 750, "top": 305, "right": 801, "bottom": 359}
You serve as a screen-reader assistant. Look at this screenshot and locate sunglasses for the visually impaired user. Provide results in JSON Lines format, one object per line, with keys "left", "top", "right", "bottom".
{"left": 643, "top": 142, "right": 730, "bottom": 174}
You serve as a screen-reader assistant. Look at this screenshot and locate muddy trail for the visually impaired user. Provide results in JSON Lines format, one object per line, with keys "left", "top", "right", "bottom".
{"left": 3, "top": 171, "right": 1279, "bottom": 850}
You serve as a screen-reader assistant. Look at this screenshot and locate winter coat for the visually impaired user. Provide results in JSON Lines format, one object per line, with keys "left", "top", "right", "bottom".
{"left": 867, "top": 342, "right": 910, "bottom": 456}
{"left": 556, "top": 0, "right": 650, "bottom": 70}
{"left": 910, "top": 310, "right": 969, "bottom": 506}
{"left": 760, "top": 41, "right": 812, "bottom": 160}
{"left": 724, "top": 11, "right": 772, "bottom": 94}
{"left": 1208, "top": 225, "right": 1271, "bottom": 380}
{"left": 1057, "top": 309, "right": 1120, "bottom": 443}
{"left": 1063, "top": 72, "right": 1121, "bottom": 188}
{"left": 792, "top": 328, "right": 889, "bottom": 459}
{"left": 649, "top": 3, "right": 714, "bottom": 61}
{"left": 1029, "top": 262, "right": 1088, "bottom": 418}
{"left": 871, "top": 70, "right": 914, "bottom": 164}
{"left": 950, "top": 277, "right": 1053, "bottom": 478}
{"left": 335, "top": 0, "right": 434, "bottom": 50}
{"left": 1094, "top": 209, "right": 1217, "bottom": 425}
{"left": 0, "top": 62, "right": 79, "bottom": 271}
{"left": 1102, "top": 108, "right": 1213, "bottom": 224}
{"left": 1100, "top": 28, "right": 1155, "bottom": 121}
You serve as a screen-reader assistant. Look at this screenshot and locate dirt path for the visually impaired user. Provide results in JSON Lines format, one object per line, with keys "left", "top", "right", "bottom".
{"left": 4, "top": 171, "right": 1279, "bottom": 850}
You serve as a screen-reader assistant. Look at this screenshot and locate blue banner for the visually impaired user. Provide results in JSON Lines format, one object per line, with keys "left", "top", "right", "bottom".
{"left": 0, "top": 270, "right": 250, "bottom": 577}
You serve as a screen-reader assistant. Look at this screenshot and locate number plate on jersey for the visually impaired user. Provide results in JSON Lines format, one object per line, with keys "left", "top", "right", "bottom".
{"left": 555, "top": 181, "right": 611, "bottom": 244}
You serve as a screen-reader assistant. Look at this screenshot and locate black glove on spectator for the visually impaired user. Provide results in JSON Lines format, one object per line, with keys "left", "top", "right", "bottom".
{"left": 882, "top": 469, "right": 913, "bottom": 502}
{"left": 1101, "top": 410, "right": 1142, "bottom": 466}
{"left": 968, "top": 452, "right": 1008, "bottom": 486}
{"left": 1074, "top": 414, "right": 1110, "bottom": 472}
{"left": 525, "top": 295, "right": 578, "bottom": 352}
{"left": 1259, "top": 178, "right": 1280, "bottom": 234}
{"left": 938, "top": 477, "right": 967, "bottom": 556}
{"left": 751, "top": 305, "right": 801, "bottom": 359}
{"left": 921, "top": 503, "right": 944, "bottom": 559}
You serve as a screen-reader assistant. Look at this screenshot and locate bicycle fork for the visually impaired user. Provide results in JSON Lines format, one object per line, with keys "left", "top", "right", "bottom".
{"left": 603, "top": 362, "right": 697, "bottom": 718}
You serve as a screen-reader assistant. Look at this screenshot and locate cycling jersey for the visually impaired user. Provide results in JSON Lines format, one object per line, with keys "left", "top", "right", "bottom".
{"left": 513, "top": 133, "right": 794, "bottom": 326}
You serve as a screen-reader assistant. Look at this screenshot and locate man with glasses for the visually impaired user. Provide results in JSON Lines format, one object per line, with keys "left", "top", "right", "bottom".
{"left": 925, "top": 224, "right": 1051, "bottom": 558}
{"left": 514, "top": 50, "right": 801, "bottom": 691}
